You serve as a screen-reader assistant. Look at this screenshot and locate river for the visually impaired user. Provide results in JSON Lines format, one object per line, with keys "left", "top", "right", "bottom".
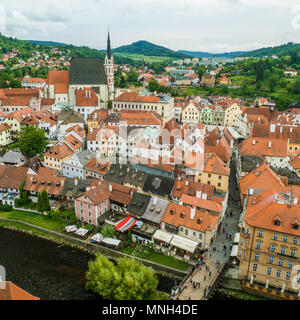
{"left": 0, "top": 227, "right": 175, "bottom": 300}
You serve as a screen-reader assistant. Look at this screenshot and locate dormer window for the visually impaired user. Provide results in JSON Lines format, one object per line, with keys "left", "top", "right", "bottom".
{"left": 197, "top": 219, "right": 202, "bottom": 225}
{"left": 292, "top": 224, "right": 299, "bottom": 230}
{"left": 274, "top": 220, "right": 281, "bottom": 226}
{"left": 170, "top": 209, "right": 174, "bottom": 216}
{"left": 180, "top": 213, "right": 185, "bottom": 219}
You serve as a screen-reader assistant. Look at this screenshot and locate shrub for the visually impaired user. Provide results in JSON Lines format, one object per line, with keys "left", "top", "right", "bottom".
{"left": 0, "top": 204, "right": 13, "bottom": 212}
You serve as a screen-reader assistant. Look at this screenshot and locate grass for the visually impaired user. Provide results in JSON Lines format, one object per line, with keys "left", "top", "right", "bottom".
{"left": 0, "top": 209, "right": 67, "bottom": 232}
{"left": 122, "top": 246, "right": 188, "bottom": 271}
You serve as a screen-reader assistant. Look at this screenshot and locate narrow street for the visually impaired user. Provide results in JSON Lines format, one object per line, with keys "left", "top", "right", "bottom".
{"left": 175, "top": 156, "right": 241, "bottom": 300}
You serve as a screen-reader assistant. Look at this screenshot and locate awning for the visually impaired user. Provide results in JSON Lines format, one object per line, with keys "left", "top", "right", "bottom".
{"left": 115, "top": 216, "right": 138, "bottom": 233}
{"left": 75, "top": 228, "right": 89, "bottom": 237}
{"left": 230, "top": 245, "right": 239, "bottom": 257}
{"left": 153, "top": 230, "right": 173, "bottom": 244}
{"left": 102, "top": 238, "right": 121, "bottom": 247}
{"left": 233, "top": 233, "right": 240, "bottom": 244}
{"left": 65, "top": 225, "right": 78, "bottom": 233}
{"left": 91, "top": 233, "right": 104, "bottom": 243}
{"left": 170, "top": 235, "right": 198, "bottom": 253}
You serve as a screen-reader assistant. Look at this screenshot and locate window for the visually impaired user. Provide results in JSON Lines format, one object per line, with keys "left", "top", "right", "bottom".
{"left": 258, "top": 230, "right": 263, "bottom": 237}
{"left": 294, "top": 237, "right": 298, "bottom": 245}
{"left": 286, "top": 272, "right": 291, "bottom": 280}
{"left": 267, "top": 267, "right": 272, "bottom": 275}
{"left": 278, "top": 258, "right": 284, "bottom": 266}
{"left": 276, "top": 269, "right": 281, "bottom": 277}
{"left": 273, "top": 233, "right": 278, "bottom": 240}
{"left": 280, "top": 246, "right": 286, "bottom": 255}
{"left": 291, "top": 249, "right": 296, "bottom": 257}
{"left": 185, "top": 229, "right": 188, "bottom": 236}
{"left": 268, "top": 256, "right": 274, "bottom": 264}
{"left": 256, "top": 241, "right": 262, "bottom": 249}
{"left": 288, "top": 261, "right": 294, "bottom": 269}
{"left": 254, "top": 252, "right": 260, "bottom": 261}
{"left": 253, "top": 264, "right": 258, "bottom": 271}
{"left": 270, "top": 244, "right": 276, "bottom": 252}
{"left": 283, "top": 235, "right": 288, "bottom": 242}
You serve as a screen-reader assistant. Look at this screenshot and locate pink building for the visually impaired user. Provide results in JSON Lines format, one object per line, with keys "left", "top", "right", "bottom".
{"left": 75, "top": 182, "right": 110, "bottom": 226}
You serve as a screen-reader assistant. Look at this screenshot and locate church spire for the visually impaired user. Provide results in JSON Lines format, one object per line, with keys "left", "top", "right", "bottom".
{"left": 107, "top": 29, "right": 112, "bottom": 60}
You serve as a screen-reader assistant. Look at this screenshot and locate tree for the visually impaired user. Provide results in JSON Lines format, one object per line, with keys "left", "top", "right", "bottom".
{"left": 86, "top": 255, "right": 121, "bottom": 300}
{"left": 18, "top": 126, "right": 47, "bottom": 158}
{"left": 101, "top": 225, "right": 116, "bottom": 238}
{"left": 37, "top": 190, "right": 50, "bottom": 212}
{"left": 148, "top": 80, "right": 160, "bottom": 93}
{"left": 197, "top": 66, "right": 205, "bottom": 80}
{"left": 86, "top": 255, "right": 158, "bottom": 300}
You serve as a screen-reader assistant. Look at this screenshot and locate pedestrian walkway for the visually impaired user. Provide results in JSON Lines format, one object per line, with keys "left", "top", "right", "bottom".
{"left": 175, "top": 158, "right": 241, "bottom": 300}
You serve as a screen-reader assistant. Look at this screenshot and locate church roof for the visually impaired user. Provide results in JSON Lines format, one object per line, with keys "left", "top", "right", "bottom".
{"left": 69, "top": 57, "right": 107, "bottom": 85}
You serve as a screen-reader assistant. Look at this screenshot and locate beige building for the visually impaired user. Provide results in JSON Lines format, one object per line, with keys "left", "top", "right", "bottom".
{"left": 0, "top": 123, "right": 12, "bottom": 146}
{"left": 113, "top": 92, "right": 174, "bottom": 125}
{"left": 238, "top": 189, "right": 300, "bottom": 299}
{"left": 224, "top": 103, "right": 243, "bottom": 127}
{"left": 181, "top": 102, "right": 200, "bottom": 125}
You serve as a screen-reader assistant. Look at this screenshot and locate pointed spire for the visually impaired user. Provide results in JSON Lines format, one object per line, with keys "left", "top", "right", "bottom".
{"left": 106, "top": 28, "right": 112, "bottom": 60}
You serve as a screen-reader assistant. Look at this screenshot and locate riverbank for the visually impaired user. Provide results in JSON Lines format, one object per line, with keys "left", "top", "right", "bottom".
{"left": 0, "top": 225, "right": 174, "bottom": 300}
{"left": 0, "top": 210, "right": 189, "bottom": 277}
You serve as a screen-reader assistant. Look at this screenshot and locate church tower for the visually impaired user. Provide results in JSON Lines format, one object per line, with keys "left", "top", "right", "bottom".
{"left": 104, "top": 31, "right": 114, "bottom": 98}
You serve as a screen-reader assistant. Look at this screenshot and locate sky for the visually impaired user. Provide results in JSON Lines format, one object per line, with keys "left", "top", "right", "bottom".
{"left": 1, "top": 0, "right": 300, "bottom": 53}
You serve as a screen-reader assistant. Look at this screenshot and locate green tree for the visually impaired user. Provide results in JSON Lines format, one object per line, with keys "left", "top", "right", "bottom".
{"left": 37, "top": 190, "right": 50, "bottom": 212}
{"left": 148, "top": 79, "right": 160, "bottom": 93}
{"left": 197, "top": 66, "right": 205, "bottom": 80}
{"left": 114, "top": 257, "right": 158, "bottom": 300}
{"left": 18, "top": 126, "right": 47, "bottom": 158}
{"left": 86, "top": 255, "right": 158, "bottom": 300}
{"left": 86, "top": 255, "right": 121, "bottom": 300}
{"left": 101, "top": 225, "right": 116, "bottom": 238}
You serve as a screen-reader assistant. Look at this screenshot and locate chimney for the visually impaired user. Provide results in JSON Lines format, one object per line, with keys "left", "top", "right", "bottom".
{"left": 179, "top": 201, "right": 183, "bottom": 205}
{"left": 109, "top": 184, "right": 113, "bottom": 192}
{"left": 153, "top": 197, "right": 158, "bottom": 205}
{"left": 74, "top": 177, "right": 78, "bottom": 186}
{"left": 196, "top": 191, "right": 202, "bottom": 199}
{"left": 280, "top": 126, "right": 283, "bottom": 133}
{"left": 252, "top": 140, "right": 255, "bottom": 145}
{"left": 270, "top": 124, "right": 276, "bottom": 133}
{"left": 202, "top": 193, "right": 207, "bottom": 200}
{"left": 290, "top": 127, "right": 293, "bottom": 133}
{"left": 190, "top": 207, "right": 196, "bottom": 220}
{"left": 268, "top": 141, "right": 272, "bottom": 149}
{"left": 185, "top": 181, "right": 189, "bottom": 186}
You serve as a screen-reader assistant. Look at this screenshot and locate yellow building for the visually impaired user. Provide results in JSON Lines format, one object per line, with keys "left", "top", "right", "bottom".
{"left": 44, "top": 142, "right": 74, "bottom": 171}
{"left": 0, "top": 123, "right": 12, "bottom": 146}
{"left": 224, "top": 103, "right": 243, "bottom": 127}
{"left": 238, "top": 189, "right": 300, "bottom": 299}
{"left": 195, "top": 154, "right": 230, "bottom": 192}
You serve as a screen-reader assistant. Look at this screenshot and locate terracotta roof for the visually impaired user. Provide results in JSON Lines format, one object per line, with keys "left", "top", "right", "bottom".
{"left": 64, "top": 134, "right": 83, "bottom": 151}
{"left": 290, "top": 156, "right": 300, "bottom": 169}
{"left": 239, "top": 163, "right": 287, "bottom": 197}
{"left": 0, "top": 282, "right": 40, "bottom": 300}
{"left": 172, "top": 179, "right": 215, "bottom": 199}
{"left": 0, "top": 123, "right": 11, "bottom": 132}
{"left": 238, "top": 137, "right": 288, "bottom": 158}
{"left": 6, "top": 107, "right": 34, "bottom": 123}
{"left": 180, "top": 194, "right": 223, "bottom": 213}
{"left": 203, "top": 154, "right": 230, "bottom": 176}
{"left": 114, "top": 92, "right": 160, "bottom": 103}
{"left": 84, "top": 158, "right": 109, "bottom": 175}
{"left": 0, "top": 166, "right": 28, "bottom": 189}
{"left": 47, "top": 70, "right": 69, "bottom": 94}
{"left": 245, "top": 190, "right": 300, "bottom": 236}
{"left": 44, "top": 142, "right": 73, "bottom": 159}
{"left": 75, "top": 88, "right": 98, "bottom": 107}
{"left": 162, "top": 202, "right": 220, "bottom": 233}
{"left": 24, "top": 173, "right": 66, "bottom": 196}
{"left": 87, "top": 109, "right": 109, "bottom": 123}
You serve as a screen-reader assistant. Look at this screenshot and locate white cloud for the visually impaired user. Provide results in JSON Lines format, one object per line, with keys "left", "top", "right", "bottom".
{"left": 0, "top": 0, "right": 299, "bottom": 53}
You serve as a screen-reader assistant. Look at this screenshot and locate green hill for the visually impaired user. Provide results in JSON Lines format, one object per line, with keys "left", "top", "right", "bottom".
{"left": 114, "top": 40, "right": 191, "bottom": 59}
{"left": 179, "top": 42, "right": 300, "bottom": 59}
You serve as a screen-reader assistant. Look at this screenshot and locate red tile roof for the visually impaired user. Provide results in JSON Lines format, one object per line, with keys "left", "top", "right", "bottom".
{"left": 0, "top": 282, "right": 40, "bottom": 300}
